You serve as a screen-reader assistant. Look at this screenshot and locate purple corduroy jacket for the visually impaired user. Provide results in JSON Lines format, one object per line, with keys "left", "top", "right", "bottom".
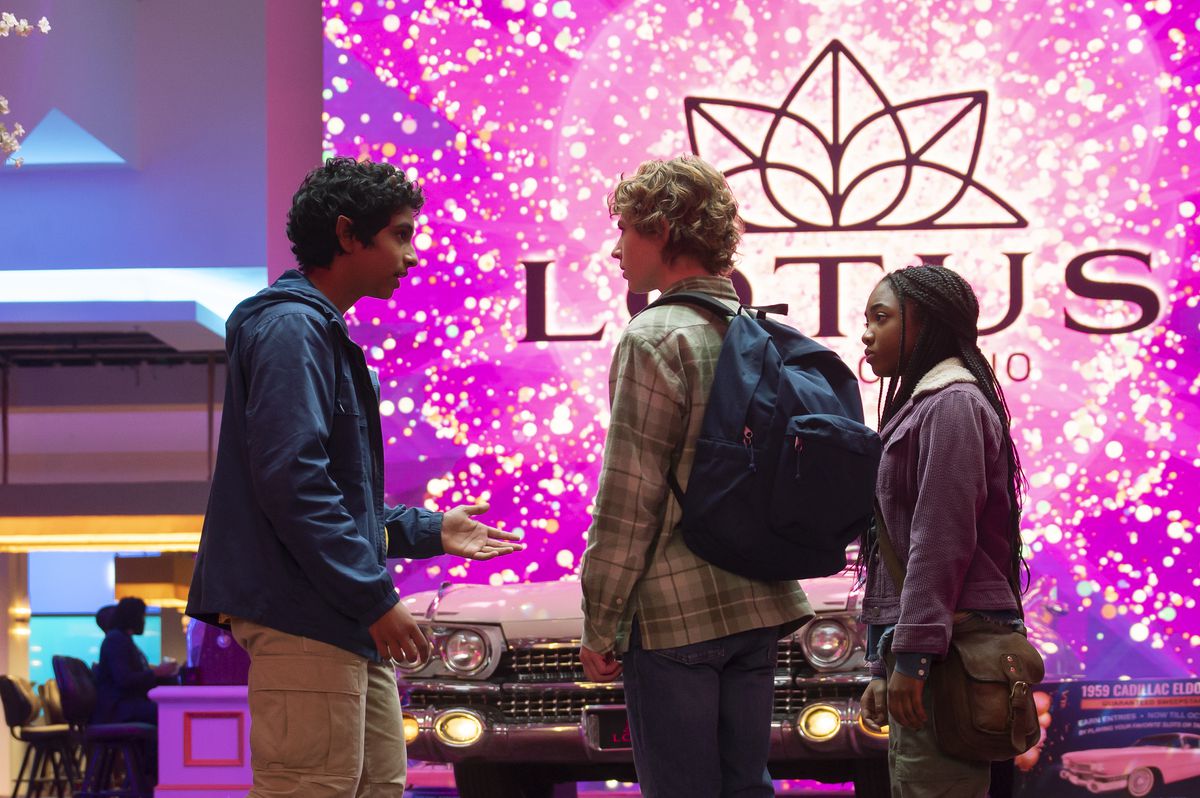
{"left": 860, "top": 358, "right": 1020, "bottom": 657}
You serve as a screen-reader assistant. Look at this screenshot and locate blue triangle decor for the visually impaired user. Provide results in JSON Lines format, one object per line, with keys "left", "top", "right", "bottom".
{"left": 5, "top": 107, "right": 126, "bottom": 167}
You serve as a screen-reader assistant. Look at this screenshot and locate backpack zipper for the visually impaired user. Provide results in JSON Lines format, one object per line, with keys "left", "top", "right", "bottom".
{"left": 744, "top": 426, "right": 756, "bottom": 472}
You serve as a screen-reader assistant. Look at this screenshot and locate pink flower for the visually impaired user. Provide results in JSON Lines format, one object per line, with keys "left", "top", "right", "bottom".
{"left": 0, "top": 123, "right": 20, "bottom": 158}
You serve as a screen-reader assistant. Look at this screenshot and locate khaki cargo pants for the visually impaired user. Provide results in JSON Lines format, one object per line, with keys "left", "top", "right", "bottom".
{"left": 885, "top": 653, "right": 990, "bottom": 798}
{"left": 231, "top": 619, "right": 407, "bottom": 797}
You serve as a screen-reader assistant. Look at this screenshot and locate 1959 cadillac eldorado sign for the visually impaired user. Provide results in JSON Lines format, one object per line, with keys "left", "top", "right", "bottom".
{"left": 1060, "top": 733, "right": 1200, "bottom": 797}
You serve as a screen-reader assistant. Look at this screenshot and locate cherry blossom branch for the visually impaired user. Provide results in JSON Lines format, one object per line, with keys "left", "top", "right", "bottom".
{"left": 1, "top": 11, "right": 52, "bottom": 167}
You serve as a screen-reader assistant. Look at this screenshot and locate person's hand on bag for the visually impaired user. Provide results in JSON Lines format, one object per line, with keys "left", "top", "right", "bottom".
{"left": 442, "top": 502, "right": 525, "bottom": 560}
{"left": 369, "top": 603, "right": 431, "bottom": 665}
{"left": 860, "top": 678, "right": 888, "bottom": 728}
{"left": 887, "top": 670, "right": 927, "bottom": 730}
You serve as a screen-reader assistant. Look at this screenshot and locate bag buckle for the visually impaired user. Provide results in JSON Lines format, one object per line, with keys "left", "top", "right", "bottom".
{"left": 1011, "top": 681, "right": 1029, "bottom": 699}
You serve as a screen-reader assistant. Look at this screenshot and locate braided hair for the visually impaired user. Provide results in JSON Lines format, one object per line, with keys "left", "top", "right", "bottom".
{"left": 879, "top": 264, "right": 1028, "bottom": 593}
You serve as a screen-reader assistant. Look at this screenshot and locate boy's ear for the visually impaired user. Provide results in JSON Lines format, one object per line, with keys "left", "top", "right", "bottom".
{"left": 335, "top": 215, "right": 357, "bottom": 252}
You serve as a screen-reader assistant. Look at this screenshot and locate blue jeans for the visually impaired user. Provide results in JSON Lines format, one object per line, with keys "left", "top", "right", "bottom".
{"left": 622, "top": 620, "right": 779, "bottom": 798}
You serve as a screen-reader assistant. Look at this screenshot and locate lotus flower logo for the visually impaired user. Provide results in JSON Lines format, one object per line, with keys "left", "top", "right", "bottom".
{"left": 686, "top": 40, "right": 1027, "bottom": 232}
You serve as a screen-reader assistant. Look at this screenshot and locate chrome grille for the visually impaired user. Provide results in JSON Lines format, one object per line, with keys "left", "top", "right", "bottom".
{"left": 510, "top": 640, "right": 813, "bottom": 683}
{"left": 500, "top": 689, "right": 625, "bottom": 723}
{"left": 510, "top": 647, "right": 585, "bottom": 682}
{"left": 772, "top": 681, "right": 860, "bottom": 716}
{"left": 406, "top": 632, "right": 861, "bottom": 724}
{"left": 403, "top": 689, "right": 491, "bottom": 710}
{"left": 776, "top": 639, "right": 808, "bottom": 672}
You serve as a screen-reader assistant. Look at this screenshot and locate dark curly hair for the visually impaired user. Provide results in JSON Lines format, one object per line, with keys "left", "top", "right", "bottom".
{"left": 607, "top": 156, "right": 743, "bottom": 276}
{"left": 287, "top": 157, "right": 425, "bottom": 271}
{"left": 111, "top": 597, "right": 147, "bottom": 634}
{"left": 878, "top": 264, "right": 1029, "bottom": 593}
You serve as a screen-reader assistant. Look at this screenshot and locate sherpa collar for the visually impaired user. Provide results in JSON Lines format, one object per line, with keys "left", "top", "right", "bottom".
{"left": 911, "top": 357, "right": 976, "bottom": 399}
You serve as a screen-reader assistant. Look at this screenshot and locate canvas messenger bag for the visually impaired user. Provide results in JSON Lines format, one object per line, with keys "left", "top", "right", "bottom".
{"left": 874, "top": 507, "right": 1045, "bottom": 761}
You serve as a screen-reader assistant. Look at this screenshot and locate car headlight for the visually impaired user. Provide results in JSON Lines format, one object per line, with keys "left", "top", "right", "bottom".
{"left": 442, "top": 629, "right": 488, "bottom": 674}
{"left": 804, "top": 619, "right": 852, "bottom": 669}
{"left": 402, "top": 713, "right": 420, "bottom": 744}
{"left": 433, "top": 709, "right": 485, "bottom": 747}
{"left": 798, "top": 704, "right": 842, "bottom": 741}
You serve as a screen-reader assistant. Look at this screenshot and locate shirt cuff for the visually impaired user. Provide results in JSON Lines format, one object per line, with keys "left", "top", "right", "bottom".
{"left": 894, "top": 651, "right": 935, "bottom": 680}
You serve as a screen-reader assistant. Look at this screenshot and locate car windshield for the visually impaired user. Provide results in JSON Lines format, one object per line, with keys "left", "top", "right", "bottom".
{"left": 1135, "top": 735, "right": 1181, "bottom": 748}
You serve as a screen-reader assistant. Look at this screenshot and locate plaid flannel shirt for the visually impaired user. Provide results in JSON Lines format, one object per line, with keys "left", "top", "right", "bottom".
{"left": 581, "top": 275, "right": 813, "bottom": 654}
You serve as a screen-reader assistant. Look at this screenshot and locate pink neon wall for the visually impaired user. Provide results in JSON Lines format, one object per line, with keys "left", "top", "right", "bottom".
{"left": 322, "top": 0, "right": 1200, "bottom": 680}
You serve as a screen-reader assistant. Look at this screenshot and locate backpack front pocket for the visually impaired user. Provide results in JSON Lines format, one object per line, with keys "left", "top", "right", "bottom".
{"left": 770, "top": 414, "right": 881, "bottom": 544}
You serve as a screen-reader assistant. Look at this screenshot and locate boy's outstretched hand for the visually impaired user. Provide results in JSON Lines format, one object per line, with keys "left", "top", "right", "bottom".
{"left": 441, "top": 502, "right": 525, "bottom": 560}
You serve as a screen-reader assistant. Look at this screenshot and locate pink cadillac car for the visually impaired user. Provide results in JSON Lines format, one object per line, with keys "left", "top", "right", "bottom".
{"left": 1060, "top": 732, "right": 1200, "bottom": 797}
{"left": 395, "top": 573, "right": 889, "bottom": 798}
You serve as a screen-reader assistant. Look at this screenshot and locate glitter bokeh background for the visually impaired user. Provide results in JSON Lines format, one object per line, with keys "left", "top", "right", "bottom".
{"left": 322, "top": 0, "right": 1200, "bottom": 679}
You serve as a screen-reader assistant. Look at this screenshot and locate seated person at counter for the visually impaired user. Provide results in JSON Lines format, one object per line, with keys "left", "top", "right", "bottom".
{"left": 93, "top": 597, "right": 180, "bottom": 724}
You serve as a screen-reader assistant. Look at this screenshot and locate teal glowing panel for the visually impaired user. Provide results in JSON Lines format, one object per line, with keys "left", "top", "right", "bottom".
{"left": 29, "top": 614, "right": 161, "bottom": 687}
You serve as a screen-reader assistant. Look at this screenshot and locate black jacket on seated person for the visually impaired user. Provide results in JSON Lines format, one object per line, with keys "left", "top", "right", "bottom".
{"left": 92, "top": 598, "right": 174, "bottom": 726}
{"left": 93, "top": 628, "right": 159, "bottom": 725}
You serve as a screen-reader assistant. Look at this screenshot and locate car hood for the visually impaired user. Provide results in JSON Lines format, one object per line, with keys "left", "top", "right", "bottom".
{"left": 400, "top": 574, "right": 856, "bottom": 643}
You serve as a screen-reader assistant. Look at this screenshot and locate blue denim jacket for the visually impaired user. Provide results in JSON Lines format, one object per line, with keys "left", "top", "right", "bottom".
{"left": 187, "top": 270, "right": 443, "bottom": 659}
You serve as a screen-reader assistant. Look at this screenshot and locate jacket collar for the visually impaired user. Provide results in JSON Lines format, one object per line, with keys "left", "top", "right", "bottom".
{"left": 226, "top": 269, "right": 347, "bottom": 338}
{"left": 660, "top": 275, "right": 738, "bottom": 301}
{"left": 910, "top": 357, "right": 976, "bottom": 399}
{"left": 879, "top": 358, "right": 976, "bottom": 440}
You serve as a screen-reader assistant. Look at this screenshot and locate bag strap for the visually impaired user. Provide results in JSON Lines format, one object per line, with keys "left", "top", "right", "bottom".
{"left": 646, "top": 291, "right": 735, "bottom": 318}
{"left": 873, "top": 501, "right": 1026, "bottom": 613}
{"left": 646, "top": 290, "right": 789, "bottom": 320}
{"left": 644, "top": 291, "right": 732, "bottom": 507}
{"left": 873, "top": 501, "right": 907, "bottom": 592}
{"left": 647, "top": 291, "right": 788, "bottom": 507}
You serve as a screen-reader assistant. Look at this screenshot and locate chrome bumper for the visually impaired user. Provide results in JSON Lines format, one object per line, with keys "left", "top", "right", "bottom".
{"left": 403, "top": 678, "right": 888, "bottom": 764}
{"left": 1059, "top": 769, "right": 1126, "bottom": 793}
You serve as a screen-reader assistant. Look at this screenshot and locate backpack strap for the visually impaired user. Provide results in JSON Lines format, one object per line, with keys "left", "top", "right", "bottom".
{"left": 644, "top": 290, "right": 787, "bottom": 507}
{"left": 646, "top": 291, "right": 735, "bottom": 318}
{"left": 646, "top": 290, "right": 788, "bottom": 320}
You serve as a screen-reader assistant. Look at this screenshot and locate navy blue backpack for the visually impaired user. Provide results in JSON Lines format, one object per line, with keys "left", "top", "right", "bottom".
{"left": 648, "top": 292, "right": 883, "bottom": 581}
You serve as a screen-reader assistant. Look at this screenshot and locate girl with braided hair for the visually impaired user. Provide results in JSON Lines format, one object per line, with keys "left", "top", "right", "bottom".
{"left": 857, "top": 264, "right": 1027, "bottom": 796}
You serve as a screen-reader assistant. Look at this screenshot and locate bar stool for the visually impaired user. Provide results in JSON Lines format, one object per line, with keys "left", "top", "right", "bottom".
{"left": 38, "top": 679, "right": 83, "bottom": 786}
{"left": 0, "top": 675, "right": 75, "bottom": 798}
{"left": 51, "top": 656, "right": 155, "bottom": 798}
